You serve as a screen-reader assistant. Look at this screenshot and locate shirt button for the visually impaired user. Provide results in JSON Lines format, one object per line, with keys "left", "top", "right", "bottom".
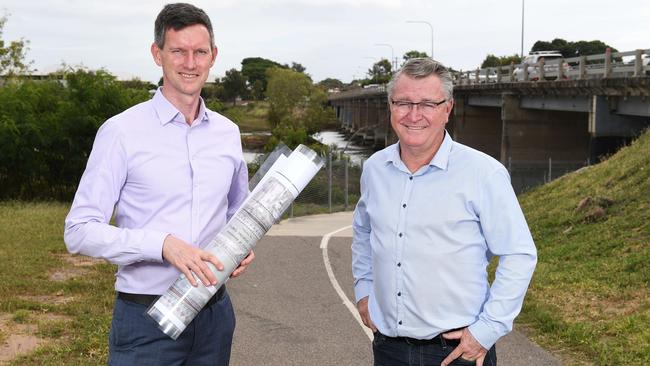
{"left": 397, "top": 262, "right": 401, "bottom": 267}
{"left": 398, "top": 320, "right": 403, "bottom": 325}
{"left": 398, "top": 233, "right": 403, "bottom": 237}
{"left": 397, "top": 292, "right": 401, "bottom": 296}
{"left": 402, "top": 204, "right": 406, "bottom": 208}
{"left": 409, "top": 176, "right": 413, "bottom": 180}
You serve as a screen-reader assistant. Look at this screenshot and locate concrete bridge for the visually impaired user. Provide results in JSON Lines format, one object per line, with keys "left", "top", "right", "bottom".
{"left": 328, "top": 49, "right": 650, "bottom": 191}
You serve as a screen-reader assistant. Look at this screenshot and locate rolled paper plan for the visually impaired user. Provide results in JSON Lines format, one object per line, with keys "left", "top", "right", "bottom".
{"left": 146, "top": 144, "right": 324, "bottom": 339}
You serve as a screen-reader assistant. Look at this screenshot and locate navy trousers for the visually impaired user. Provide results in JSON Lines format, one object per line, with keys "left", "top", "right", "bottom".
{"left": 373, "top": 332, "right": 497, "bottom": 366}
{"left": 108, "top": 290, "right": 235, "bottom": 366}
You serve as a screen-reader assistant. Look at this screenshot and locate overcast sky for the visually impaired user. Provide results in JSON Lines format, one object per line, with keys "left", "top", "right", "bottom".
{"left": 2, "top": 0, "right": 649, "bottom": 83}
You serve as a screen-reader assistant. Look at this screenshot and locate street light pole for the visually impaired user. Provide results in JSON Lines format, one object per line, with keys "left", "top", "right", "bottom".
{"left": 520, "top": 0, "right": 525, "bottom": 58}
{"left": 374, "top": 43, "right": 395, "bottom": 71}
{"left": 406, "top": 20, "right": 434, "bottom": 59}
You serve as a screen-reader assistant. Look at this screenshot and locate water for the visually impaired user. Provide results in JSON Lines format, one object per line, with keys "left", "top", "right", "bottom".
{"left": 312, "top": 130, "right": 373, "bottom": 165}
{"left": 242, "top": 130, "right": 373, "bottom": 166}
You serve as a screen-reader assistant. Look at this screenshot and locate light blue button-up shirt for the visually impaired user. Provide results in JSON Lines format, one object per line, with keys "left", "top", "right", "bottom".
{"left": 64, "top": 88, "right": 249, "bottom": 295}
{"left": 352, "top": 131, "right": 537, "bottom": 349}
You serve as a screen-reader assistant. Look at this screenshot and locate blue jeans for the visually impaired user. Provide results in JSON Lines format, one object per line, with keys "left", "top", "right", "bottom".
{"left": 373, "top": 332, "right": 497, "bottom": 366}
{"left": 108, "top": 290, "right": 235, "bottom": 366}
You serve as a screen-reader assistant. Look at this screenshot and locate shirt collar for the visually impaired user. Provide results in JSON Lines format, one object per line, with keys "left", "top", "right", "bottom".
{"left": 385, "top": 130, "right": 453, "bottom": 172}
{"left": 152, "top": 87, "right": 210, "bottom": 126}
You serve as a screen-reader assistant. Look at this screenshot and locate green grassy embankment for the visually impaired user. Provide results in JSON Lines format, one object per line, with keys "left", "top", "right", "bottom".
{"left": 517, "top": 129, "right": 649, "bottom": 365}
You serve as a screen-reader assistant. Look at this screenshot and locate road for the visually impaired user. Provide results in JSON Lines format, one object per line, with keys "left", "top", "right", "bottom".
{"left": 228, "top": 212, "right": 563, "bottom": 366}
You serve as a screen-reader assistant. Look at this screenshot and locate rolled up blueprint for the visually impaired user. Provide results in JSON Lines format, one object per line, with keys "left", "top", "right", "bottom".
{"left": 146, "top": 144, "right": 324, "bottom": 339}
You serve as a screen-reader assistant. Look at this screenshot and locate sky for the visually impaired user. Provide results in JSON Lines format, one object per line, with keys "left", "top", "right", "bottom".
{"left": 2, "top": 0, "right": 649, "bottom": 84}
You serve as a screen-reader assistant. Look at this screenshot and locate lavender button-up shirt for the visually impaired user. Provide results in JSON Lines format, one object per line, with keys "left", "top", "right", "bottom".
{"left": 64, "top": 88, "right": 248, "bottom": 295}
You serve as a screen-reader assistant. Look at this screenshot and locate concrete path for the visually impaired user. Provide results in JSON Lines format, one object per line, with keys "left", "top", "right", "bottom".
{"left": 228, "top": 212, "right": 563, "bottom": 366}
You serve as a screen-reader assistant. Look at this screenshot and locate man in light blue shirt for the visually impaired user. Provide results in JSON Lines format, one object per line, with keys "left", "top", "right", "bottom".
{"left": 352, "top": 58, "right": 537, "bottom": 366}
{"left": 65, "top": 3, "right": 252, "bottom": 365}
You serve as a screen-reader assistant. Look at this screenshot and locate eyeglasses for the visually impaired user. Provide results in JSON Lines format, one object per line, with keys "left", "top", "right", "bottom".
{"left": 390, "top": 99, "right": 447, "bottom": 114}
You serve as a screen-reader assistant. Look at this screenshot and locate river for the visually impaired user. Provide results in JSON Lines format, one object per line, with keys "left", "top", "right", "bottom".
{"left": 243, "top": 130, "right": 373, "bottom": 166}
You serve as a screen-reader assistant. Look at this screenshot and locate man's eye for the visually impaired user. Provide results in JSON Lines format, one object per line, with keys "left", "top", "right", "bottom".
{"left": 421, "top": 103, "right": 436, "bottom": 109}
{"left": 397, "top": 102, "right": 411, "bottom": 107}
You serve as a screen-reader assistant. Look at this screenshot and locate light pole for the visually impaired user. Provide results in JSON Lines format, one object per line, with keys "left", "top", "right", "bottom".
{"left": 406, "top": 20, "right": 434, "bottom": 59}
{"left": 374, "top": 43, "right": 395, "bottom": 71}
{"left": 520, "top": 0, "right": 525, "bottom": 58}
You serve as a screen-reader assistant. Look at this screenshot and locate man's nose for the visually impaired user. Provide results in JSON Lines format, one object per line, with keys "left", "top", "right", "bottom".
{"left": 406, "top": 105, "right": 423, "bottom": 120}
{"left": 183, "top": 53, "right": 197, "bottom": 69}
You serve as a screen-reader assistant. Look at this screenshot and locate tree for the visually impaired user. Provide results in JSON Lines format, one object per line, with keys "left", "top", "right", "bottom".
{"left": 531, "top": 38, "right": 617, "bottom": 57}
{"left": 290, "top": 62, "right": 306, "bottom": 74}
{"left": 264, "top": 67, "right": 336, "bottom": 150}
{"left": 0, "top": 13, "right": 32, "bottom": 76}
{"left": 121, "top": 78, "right": 157, "bottom": 91}
{"left": 265, "top": 67, "right": 311, "bottom": 126}
{"left": 241, "top": 57, "right": 285, "bottom": 99}
{"left": 0, "top": 68, "right": 150, "bottom": 200}
{"left": 220, "top": 68, "right": 248, "bottom": 105}
{"left": 366, "top": 59, "right": 392, "bottom": 84}
{"left": 402, "top": 50, "right": 428, "bottom": 64}
{"left": 480, "top": 54, "right": 522, "bottom": 68}
{"left": 317, "top": 78, "right": 344, "bottom": 91}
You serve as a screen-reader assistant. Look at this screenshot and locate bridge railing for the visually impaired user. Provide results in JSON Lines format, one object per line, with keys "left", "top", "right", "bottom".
{"left": 454, "top": 48, "right": 650, "bottom": 85}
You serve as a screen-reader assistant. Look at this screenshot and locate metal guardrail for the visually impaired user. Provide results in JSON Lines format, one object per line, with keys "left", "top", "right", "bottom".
{"left": 455, "top": 48, "right": 650, "bottom": 85}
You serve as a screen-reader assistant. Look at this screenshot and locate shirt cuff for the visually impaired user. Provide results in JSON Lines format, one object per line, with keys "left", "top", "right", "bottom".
{"left": 468, "top": 319, "right": 502, "bottom": 350}
{"left": 354, "top": 279, "right": 373, "bottom": 303}
{"left": 140, "top": 231, "right": 169, "bottom": 263}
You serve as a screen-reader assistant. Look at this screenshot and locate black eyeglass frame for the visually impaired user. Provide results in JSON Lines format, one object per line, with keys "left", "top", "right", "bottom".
{"left": 390, "top": 99, "right": 448, "bottom": 110}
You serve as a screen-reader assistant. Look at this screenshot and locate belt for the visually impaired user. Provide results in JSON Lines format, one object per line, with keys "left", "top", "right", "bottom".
{"left": 376, "top": 331, "right": 461, "bottom": 347}
{"left": 117, "top": 285, "right": 226, "bottom": 308}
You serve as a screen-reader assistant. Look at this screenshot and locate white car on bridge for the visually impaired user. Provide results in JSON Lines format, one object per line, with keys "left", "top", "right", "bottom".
{"left": 514, "top": 51, "right": 568, "bottom": 81}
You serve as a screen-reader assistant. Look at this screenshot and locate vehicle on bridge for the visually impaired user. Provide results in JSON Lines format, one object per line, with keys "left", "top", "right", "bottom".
{"left": 514, "top": 51, "right": 569, "bottom": 81}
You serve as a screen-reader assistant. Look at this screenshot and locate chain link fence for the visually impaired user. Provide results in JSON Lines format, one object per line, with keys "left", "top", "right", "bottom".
{"left": 508, "top": 157, "right": 590, "bottom": 193}
{"left": 286, "top": 151, "right": 363, "bottom": 217}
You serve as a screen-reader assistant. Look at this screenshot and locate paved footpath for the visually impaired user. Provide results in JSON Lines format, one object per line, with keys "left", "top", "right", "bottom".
{"left": 228, "top": 212, "right": 563, "bottom": 366}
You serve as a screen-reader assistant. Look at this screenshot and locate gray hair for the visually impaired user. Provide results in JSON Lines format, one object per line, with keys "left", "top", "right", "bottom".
{"left": 387, "top": 58, "right": 454, "bottom": 101}
{"left": 154, "top": 3, "right": 215, "bottom": 49}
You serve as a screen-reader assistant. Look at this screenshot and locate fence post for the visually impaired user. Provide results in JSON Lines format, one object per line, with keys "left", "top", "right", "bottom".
{"left": 328, "top": 152, "right": 332, "bottom": 213}
{"left": 548, "top": 157, "right": 552, "bottom": 182}
{"left": 604, "top": 47, "right": 612, "bottom": 78}
{"left": 290, "top": 202, "right": 294, "bottom": 218}
{"left": 508, "top": 156, "right": 512, "bottom": 174}
{"left": 344, "top": 158, "right": 349, "bottom": 211}
{"left": 578, "top": 56, "right": 586, "bottom": 80}
{"left": 634, "top": 49, "right": 643, "bottom": 77}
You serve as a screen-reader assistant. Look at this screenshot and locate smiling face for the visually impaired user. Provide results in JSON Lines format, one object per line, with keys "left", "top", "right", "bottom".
{"left": 389, "top": 74, "right": 454, "bottom": 160}
{"left": 151, "top": 24, "right": 216, "bottom": 105}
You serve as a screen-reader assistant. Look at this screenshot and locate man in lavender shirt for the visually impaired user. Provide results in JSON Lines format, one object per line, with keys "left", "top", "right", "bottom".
{"left": 64, "top": 3, "right": 252, "bottom": 365}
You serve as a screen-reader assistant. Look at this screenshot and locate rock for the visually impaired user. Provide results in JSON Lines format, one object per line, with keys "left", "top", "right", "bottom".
{"left": 584, "top": 206, "right": 606, "bottom": 222}
{"left": 576, "top": 197, "right": 592, "bottom": 212}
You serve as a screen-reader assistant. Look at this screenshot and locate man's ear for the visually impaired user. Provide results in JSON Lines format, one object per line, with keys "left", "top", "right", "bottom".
{"left": 210, "top": 45, "right": 218, "bottom": 66}
{"left": 446, "top": 98, "right": 455, "bottom": 113}
{"left": 151, "top": 42, "right": 163, "bottom": 66}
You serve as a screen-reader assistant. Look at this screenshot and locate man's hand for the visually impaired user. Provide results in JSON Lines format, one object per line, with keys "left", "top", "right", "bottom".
{"left": 356, "top": 296, "right": 378, "bottom": 333}
{"left": 441, "top": 328, "right": 488, "bottom": 366}
{"left": 231, "top": 250, "right": 255, "bottom": 278}
{"left": 162, "top": 235, "right": 223, "bottom": 287}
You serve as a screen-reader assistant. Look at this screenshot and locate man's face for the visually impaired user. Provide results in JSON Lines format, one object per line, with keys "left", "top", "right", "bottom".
{"left": 151, "top": 24, "right": 216, "bottom": 101}
{"left": 389, "top": 74, "right": 453, "bottom": 155}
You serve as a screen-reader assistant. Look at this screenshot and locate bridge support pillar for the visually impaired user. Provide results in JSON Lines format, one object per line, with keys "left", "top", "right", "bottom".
{"left": 451, "top": 97, "right": 502, "bottom": 160}
{"left": 589, "top": 96, "right": 650, "bottom": 162}
{"left": 501, "top": 94, "right": 590, "bottom": 192}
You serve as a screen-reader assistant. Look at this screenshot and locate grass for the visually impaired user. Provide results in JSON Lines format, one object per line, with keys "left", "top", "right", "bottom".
{"left": 516, "top": 129, "right": 650, "bottom": 365}
{"left": 0, "top": 201, "right": 115, "bottom": 365}
{"left": 222, "top": 101, "right": 272, "bottom": 132}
